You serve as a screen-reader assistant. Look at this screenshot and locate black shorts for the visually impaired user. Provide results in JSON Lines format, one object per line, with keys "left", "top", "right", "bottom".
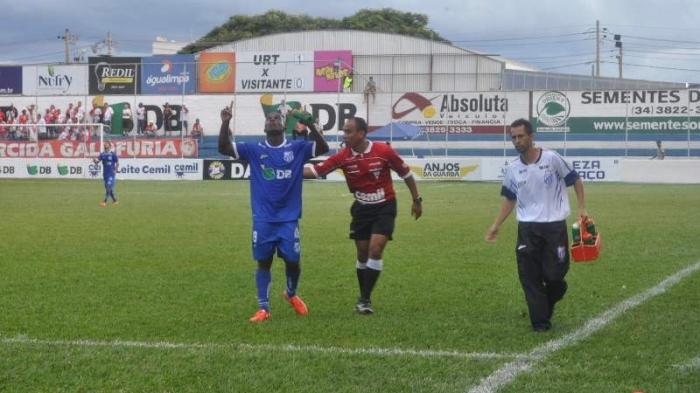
{"left": 349, "top": 199, "right": 397, "bottom": 240}
{"left": 516, "top": 220, "right": 570, "bottom": 281}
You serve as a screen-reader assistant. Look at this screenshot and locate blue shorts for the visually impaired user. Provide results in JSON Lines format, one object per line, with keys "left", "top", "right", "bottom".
{"left": 104, "top": 176, "right": 116, "bottom": 189}
{"left": 252, "top": 221, "right": 300, "bottom": 262}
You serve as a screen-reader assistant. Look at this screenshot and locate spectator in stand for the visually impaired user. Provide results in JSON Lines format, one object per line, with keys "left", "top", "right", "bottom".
{"left": 91, "top": 104, "right": 102, "bottom": 137}
{"left": 7, "top": 117, "right": 18, "bottom": 140}
{"left": 58, "top": 126, "right": 69, "bottom": 140}
{"left": 18, "top": 109, "right": 29, "bottom": 139}
{"left": 27, "top": 104, "right": 36, "bottom": 122}
{"left": 122, "top": 103, "right": 133, "bottom": 135}
{"left": 651, "top": 140, "right": 666, "bottom": 160}
{"left": 363, "top": 76, "right": 377, "bottom": 103}
{"left": 56, "top": 109, "right": 66, "bottom": 125}
{"left": 343, "top": 70, "right": 353, "bottom": 92}
{"left": 35, "top": 114, "right": 46, "bottom": 141}
{"left": 180, "top": 104, "right": 189, "bottom": 135}
{"left": 6, "top": 104, "right": 18, "bottom": 121}
{"left": 163, "top": 102, "right": 173, "bottom": 132}
{"left": 91, "top": 103, "right": 102, "bottom": 124}
{"left": 136, "top": 102, "right": 146, "bottom": 135}
{"left": 145, "top": 121, "right": 157, "bottom": 138}
{"left": 191, "top": 118, "right": 203, "bottom": 139}
{"left": 66, "top": 103, "right": 74, "bottom": 121}
{"left": 103, "top": 103, "right": 113, "bottom": 133}
{"left": 75, "top": 101, "right": 85, "bottom": 122}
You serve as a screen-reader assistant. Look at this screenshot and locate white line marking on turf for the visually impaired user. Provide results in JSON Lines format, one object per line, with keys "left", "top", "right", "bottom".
{"left": 675, "top": 356, "right": 700, "bottom": 371}
{"left": 467, "top": 259, "right": 700, "bottom": 393}
{"left": 0, "top": 335, "right": 526, "bottom": 361}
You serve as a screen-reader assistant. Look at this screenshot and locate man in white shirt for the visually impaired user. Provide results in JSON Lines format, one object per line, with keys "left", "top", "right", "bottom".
{"left": 136, "top": 103, "right": 146, "bottom": 135}
{"left": 103, "top": 103, "right": 113, "bottom": 133}
{"left": 179, "top": 104, "right": 189, "bottom": 134}
{"left": 485, "top": 118, "right": 587, "bottom": 332}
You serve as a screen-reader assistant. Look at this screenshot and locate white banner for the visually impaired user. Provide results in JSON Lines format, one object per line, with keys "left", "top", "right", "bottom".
{"left": 479, "top": 156, "right": 623, "bottom": 182}
{"left": 368, "top": 91, "right": 530, "bottom": 132}
{"left": 233, "top": 93, "right": 366, "bottom": 135}
{"left": 0, "top": 158, "right": 202, "bottom": 180}
{"left": 310, "top": 156, "right": 624, "bottom": 183}
{"left": 236, "top": 51, "right": 314, "bottom": 92}
{"left": 22, "top": 65, "right": 88, "bottom": 96}
{"left": 0, "top": 93, "right": 368, "bottom": 137}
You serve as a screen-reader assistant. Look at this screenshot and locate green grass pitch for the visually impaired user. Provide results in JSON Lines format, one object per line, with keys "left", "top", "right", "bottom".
{"left": 1, "top": 179, "right": 699, "bottom": 392}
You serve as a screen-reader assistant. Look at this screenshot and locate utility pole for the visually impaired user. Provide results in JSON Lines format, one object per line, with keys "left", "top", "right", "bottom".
{"left": 595, "top": 20, "right": 600, "bottom": 77}
{"left": 58, "top": 28, "right": 77, "bottom": 64}
{"left": 106, "top": 32, "right": 113, "bottom": 56}
{"left": 615, "top": 34, "right": 623, "bottom": 79}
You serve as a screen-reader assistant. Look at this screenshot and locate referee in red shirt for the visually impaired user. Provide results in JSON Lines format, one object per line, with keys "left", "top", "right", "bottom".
{"left": 305, "top": 117, "right": 422, "bottom": 314}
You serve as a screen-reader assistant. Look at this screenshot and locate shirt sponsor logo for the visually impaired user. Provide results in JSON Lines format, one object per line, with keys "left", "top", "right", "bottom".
{"left": 262, "top": 165, "right": 292, "bottom": 180}
{"left": 355, "top": 188, "right": 385, "bottom": 203}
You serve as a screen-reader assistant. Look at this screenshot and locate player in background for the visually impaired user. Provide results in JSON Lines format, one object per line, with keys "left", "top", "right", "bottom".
{"left": 485, "top": 118, "right": 587, "bottom": 332}
{"left": 304, "top": 117, "right": 422, "bottom": 315}
{"left": 219, "top": 106, "right": 328, "bottom": 322}
{"left": 92, "top": 140, "right": 119, "bottom": 207}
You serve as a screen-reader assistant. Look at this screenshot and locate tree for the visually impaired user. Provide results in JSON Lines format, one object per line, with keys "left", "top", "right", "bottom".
{"left": 179, "top": 9, "right": 449, "bottom": 53}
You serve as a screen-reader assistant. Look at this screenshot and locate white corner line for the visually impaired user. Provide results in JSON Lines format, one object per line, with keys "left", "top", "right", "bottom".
{"left": 0, "top": 335, "right": 527, "bottom": 361}
{"left": 674, "top": 356, "right": 700, "bottom": 371}
{"left": 467, "top": 259, "right": 700, "bottom": 393}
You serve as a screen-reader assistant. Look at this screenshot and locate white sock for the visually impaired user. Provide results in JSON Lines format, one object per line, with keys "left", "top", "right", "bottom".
{"left": 356, "top": 260, "right": 367, "bottom": 269}
{"left": 367, "top": 258, "right": 383, "bottom": 271}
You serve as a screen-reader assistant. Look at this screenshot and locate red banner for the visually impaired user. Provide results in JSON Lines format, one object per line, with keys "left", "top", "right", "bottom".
{"left": 0, "top": 138, "right": 198, "bottom": 158}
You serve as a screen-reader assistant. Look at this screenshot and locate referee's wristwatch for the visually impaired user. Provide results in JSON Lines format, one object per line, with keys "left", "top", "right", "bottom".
{"left": 413, "top": 196, "right": 423, "bottom": 204}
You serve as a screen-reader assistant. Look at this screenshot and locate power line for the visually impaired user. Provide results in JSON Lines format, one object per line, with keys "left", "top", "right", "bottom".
{"left": 541, "top": 61, "right": 593, "bottom": 71}
{"left": 602, "top": 60, "right": 700, "bottom": 72}
{"left": 623, "top": 34, "right": 700, "bottom": 45}
{"left": 451, "top": 31, "right": 586, "bottom": 43}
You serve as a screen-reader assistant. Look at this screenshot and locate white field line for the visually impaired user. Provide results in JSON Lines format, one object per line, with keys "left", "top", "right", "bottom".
{"left": 675, "top": 356, "right": 700, "bottom": 371}
{"left": 467, "top": 259, "right": 700, "bottom": 393}
{"left": 0, "top": 335, "right": 527, "bottom": 361}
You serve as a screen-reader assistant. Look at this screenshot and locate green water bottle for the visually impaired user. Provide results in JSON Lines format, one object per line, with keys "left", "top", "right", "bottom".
{"left": 572, "top": 222, "right": 581, "bottom": 244}
{"left": 585, "top": 220, "right": 597, "bottom": 244}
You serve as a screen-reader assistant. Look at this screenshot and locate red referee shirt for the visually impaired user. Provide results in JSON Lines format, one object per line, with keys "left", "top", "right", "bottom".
{"left": 311, "top": 141, "right": 413, "bottom": 204}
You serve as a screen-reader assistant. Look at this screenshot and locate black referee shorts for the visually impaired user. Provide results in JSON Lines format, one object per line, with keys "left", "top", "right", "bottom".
{"left": 349, "top": 199, "right": 397, "bottom": 240}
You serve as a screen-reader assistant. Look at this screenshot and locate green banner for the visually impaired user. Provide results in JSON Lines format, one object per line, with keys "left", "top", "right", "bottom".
{"left": 533, "top": 116, "right": 700, "bottom": 134}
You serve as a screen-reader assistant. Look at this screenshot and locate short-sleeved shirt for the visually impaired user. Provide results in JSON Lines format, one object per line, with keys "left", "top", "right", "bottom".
{"left": 98, "top": 151, "right": 118, "bottom": 179}
{"left": 233, "top": 139, "right": 316, "bottom": 222}
{"left": 310, "top": 141, "right": 412, "bottom": 205}
{"left": 501, "top": 148, "right": 579, "bottom": 223}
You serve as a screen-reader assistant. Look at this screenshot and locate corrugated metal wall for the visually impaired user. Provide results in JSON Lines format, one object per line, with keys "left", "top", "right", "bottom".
{"left": 206, "top": 30, "right": 504, "bottom": 93}
{"left": 204, "top": 30, "right": 684, "bottom": 92}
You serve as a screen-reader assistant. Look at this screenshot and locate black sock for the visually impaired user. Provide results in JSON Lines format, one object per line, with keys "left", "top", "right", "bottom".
{"left": 363, "top": 268, "right": 381, "bottom": 301}
{"left": 357, "top": 268, "right": 369, "bottom": 301}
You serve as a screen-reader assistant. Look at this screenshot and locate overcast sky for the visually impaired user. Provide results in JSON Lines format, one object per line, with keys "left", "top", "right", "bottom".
{"left": 3, "top": 0, "right": 700, "bottom": 84}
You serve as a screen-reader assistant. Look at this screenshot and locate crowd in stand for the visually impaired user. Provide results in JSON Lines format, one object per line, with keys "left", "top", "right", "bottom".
{"left": 0, "top": 101, "right": 202, "bottom": 142}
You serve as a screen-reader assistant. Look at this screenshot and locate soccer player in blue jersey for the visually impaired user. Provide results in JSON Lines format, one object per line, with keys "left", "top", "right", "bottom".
{"left": 92, "top": 141, "right": 119, "bottom": 207}
{"left": 218, "top": 106, "right": 329, "bottom": 322}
